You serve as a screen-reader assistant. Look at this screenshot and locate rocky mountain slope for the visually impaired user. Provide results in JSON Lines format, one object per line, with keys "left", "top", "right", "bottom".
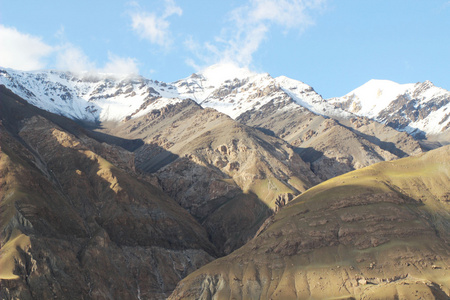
{"left": 169, "top": 145, "right": 450, "bottom": 299}
{"left": 1, "top": 64, "right": 435, "bottom": 182}
{"left": 0, "top": 67, "right": 184, "bottom": 123}
{"left": 0, "top": 78, "right": 321, "bottom": 297}
{"left": 2, "top": 65, "right": 449, "bottom": 144}
{"left": 98, "top": 98, "right": 320, "bottom": 254}
{"left": 236, "top": 89, "right": 423, "bottom": 181}
{"left": 0, "top": 86, "right": 217, "bottom": 299}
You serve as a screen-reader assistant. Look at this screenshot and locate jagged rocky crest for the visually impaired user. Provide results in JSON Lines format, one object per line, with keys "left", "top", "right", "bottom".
{"left": 1, "top": 65, "right": 449, "bottom": 140}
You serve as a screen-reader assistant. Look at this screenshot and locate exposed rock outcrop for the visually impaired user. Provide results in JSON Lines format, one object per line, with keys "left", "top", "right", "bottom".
{"left": 100, "top": 100, "right": 320, "bottom": 254}
{"left": 238, "top": 99, "right": 423, "bottom": 180}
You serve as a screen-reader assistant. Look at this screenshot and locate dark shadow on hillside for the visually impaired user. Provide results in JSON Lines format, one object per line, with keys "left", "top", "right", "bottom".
{"left": 84, "top": 129, "right": 144, "bottom": 151}
{"left": 254, "top": 127, "right": 276, "bottom": 137}
{"left": 293, "top": 146, "right": 324, "bottom": 163}
{"left": 139, "top": 151, "right": 179, "bottom": 173}
{"left": 418, "top": 139, "right": 443, "bottom": 151}
{"left": 386, "top": 121, "right": 427, "bottom": 140}
{"left": 337, "top": 121, "right": 412, "bottom": 157}
{"left": 293, "top": 146, "right": 357, "bottom": 181}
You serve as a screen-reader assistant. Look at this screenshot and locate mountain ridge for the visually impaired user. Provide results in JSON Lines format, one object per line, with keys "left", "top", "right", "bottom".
{"left": 1, "top": 64, "right": 439, "bottom": 180}
{"left": 2, "top": 64, "right": 449, "bottom": 141}
{"left": 328, "top": 79, "right": 450, "bottom": 138}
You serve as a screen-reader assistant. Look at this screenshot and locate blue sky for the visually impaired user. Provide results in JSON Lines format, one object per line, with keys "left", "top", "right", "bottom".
{"left": 1, "top": 0, "right": 449, "bottom": 98}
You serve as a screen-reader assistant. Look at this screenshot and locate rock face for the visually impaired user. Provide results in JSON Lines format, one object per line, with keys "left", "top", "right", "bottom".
{"left": 173, "top": 67, "right": 427, "bottom": 181}
{"left": 168, "top": 146, "right": 450, "bottom": 299}
{"left": 0, "top": 86, "right": 216, "bottom": 299}
{"left": 100, "top": 99, "right": 320, "bottom": 254}
{"left": 237, "top": 98, "right": 423, "bottom": 180}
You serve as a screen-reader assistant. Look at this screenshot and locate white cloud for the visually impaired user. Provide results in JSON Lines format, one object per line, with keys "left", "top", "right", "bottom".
{"left": 55, "top": 25, "right": 65, "bottom": 40}
{"left": 101, "top": 52, "right": 139, "bottom": 75}
{"left": 0, "top": 24, "right": 53, "bottom": 70}
{"left": 187, "top": 0, "right": 327, "bottom": 68}
{"left": 185, "top": 57, "right": 201, "bottom": 71}
{"left": 0, "top": 24, "right": 140, "bottom": 76}
{"left": 237, "top": 0, "right": 323, "bottom": 29}
{"left": 163, "top": 0, "right": 182, "bottom": 18}
{"left": 183, "top": 36, "right": 216, "bottom": 70}
{"left": 56, "top": 45, "right": 139, "bottom": 75}
{"left": 130, "top": 0, "right": 182, "bottom": 48}
{"left": 55, "top": 43, "right": 95, "bottom": 73}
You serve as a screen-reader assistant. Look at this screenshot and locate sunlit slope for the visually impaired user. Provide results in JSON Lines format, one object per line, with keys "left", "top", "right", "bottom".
{"left": 169, "top": 146, "right": 450, "bottom": 300}
{"left": 286, "top": 144, "right": 449, "bottom": 233}
{"left": 0, "top": 87, "right": 218, "bottom": 299}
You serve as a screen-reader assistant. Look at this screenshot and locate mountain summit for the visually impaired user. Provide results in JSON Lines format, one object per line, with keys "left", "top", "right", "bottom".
{"left": 1, "top": 66, "right": 449, "bottom": 141}
{"left": 328, "top": 79, "right": 450, "bottom": 137}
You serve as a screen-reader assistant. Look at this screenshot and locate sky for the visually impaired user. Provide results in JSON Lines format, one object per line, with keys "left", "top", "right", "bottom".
{"left": 0, "top": 0, "right": 449, "bottom": 98}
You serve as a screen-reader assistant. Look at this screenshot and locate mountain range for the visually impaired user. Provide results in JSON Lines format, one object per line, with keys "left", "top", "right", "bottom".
{"left": 2, "top": 64, "right": 450, "bottom": 140}
{"left": 1, "top": 64, "right": 449, "bottom": 299}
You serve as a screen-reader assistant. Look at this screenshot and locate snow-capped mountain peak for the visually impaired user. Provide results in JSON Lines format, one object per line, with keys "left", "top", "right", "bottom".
{"left": 1, "top": 65, "right": 449, "bottom": 138}
{"left": 0, "top": 67, "right": 181, "bottom": 123}
{"left": 174, "top": 66, "right": 337, "bottom": 119}
{"left": 328, "top": 79, "right": 415, "bottom": 118}
{"left": 328, "top": 79, "right": 450, "bottom": 136}
{"left": 274, "top": 75, "right": 351, "bottom": 118}
{"left": 173, "top": 63, "right": 260, "bottom": 103}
